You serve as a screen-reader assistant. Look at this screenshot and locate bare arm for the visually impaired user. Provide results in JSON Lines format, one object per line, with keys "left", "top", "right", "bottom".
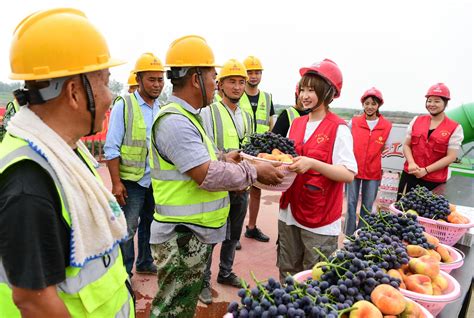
{"left": 186, "top": 160, "right": 211, "bottom": 185}
{"left": 12, "top": 285, "right": 71, "bottom": 318}
{"left": 106, "top": 157, "right": 127, "bottom": 206}
{"left": 289, "top": 156, "right": 354, "bottom": 183}
{"left": 402, "top": 137, "right": 419, "bottom": 173}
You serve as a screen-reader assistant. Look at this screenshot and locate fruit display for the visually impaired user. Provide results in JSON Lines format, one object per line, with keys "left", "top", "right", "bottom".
{"left": 242, "top": 132, "right": 298, "bottom": 158}
{"left": 395, "top": 185, "right": 459, "bottom": 222}
{"left": 226, "top": 210, "right": 460, "bottom": 317}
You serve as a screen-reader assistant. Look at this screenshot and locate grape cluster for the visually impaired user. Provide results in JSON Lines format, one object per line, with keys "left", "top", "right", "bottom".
{"left": 395, "top": 185, "right": 450, "bottom": 220}
{"left": 343, "top": 230, "right": 409, "bottom": 270}
{"left": 242, "top": 132, "right": 298, "bottom": 157}
{"left": 360, "top": 211, "right": 434, "bottom": 249}
{"left": 228, "top": 276, "right": 339, "bottom": 318}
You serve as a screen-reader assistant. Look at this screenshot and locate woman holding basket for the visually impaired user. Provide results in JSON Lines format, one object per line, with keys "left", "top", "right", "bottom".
{"left": 277, "top": 59, "right": 357, "bottom": 281}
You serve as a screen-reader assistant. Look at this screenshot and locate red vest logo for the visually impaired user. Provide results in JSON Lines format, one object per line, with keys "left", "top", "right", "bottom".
{"left": 440, "top": 130, "right": 451, "bottom": 137}
{"left": 316, "top": 134, "right": 329, "bottom": 144}
{"left": 375, "top": 135, "right": 384, "bottom": 145}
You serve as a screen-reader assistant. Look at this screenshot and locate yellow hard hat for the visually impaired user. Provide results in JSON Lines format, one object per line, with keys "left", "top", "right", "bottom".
{"left": 165, "top": 35, "right": 219, "bottom": 67}
{"left": 243, "top": 56, "right": 263, "bottom": 71}
{"left": 217, "top": 59, "right": 248, "bottom": 81}
{"left": 127, "top": 71, "right": 138, "bottom": 86}
{"left": 134, "top": 52, "right": 164, "bottom": 73}
{"left": 9, "top": 8, "right": 124, "bottom": 80}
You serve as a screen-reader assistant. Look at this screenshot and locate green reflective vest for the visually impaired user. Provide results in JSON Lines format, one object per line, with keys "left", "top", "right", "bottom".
{"left": 214, "top": 93, "right": 222, "bottom": 103}
{"left": 239, "top": 91, "right": 272, "bottom": 133}
{"left": 286, "top": 107, "right": 301, "bottom": 126}
{"left": 209, "top": 101, "right": 253, "bottom": 151}
{"left": 150, "top": 103, "right": 230, "bottom": 228}
{"left": 114, "top": 93, "right": 147, "bottom": 181}
{"left": 0, "top": 134, "right": 133, "bottom": 318}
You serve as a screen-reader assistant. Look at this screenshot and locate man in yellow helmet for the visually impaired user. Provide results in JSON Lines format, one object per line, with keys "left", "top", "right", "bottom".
{"left": 105, "top": 52, "right": 164, "bottom": 277}
{"left": 198, "top": 59, "right": 253, "bottom": 304}
{"left": 149, "top": 36, "right": 283, "bottom": 317}
{"left": 240, "top": 55, "right": 275, "bottom": 244}
{"left": 127, "top": 71, "right": 139, "bottom": 93}
{"left": 0, "top": 8, "right": 133, "bottom": 317}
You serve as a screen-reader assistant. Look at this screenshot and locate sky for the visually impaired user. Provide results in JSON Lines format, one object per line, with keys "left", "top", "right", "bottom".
{"left": 1, "top": 0, "right": 472, "bottom": 113}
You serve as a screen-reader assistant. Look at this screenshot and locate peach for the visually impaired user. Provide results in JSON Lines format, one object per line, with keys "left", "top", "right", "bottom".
{"left": 408, "top": 256, "right": 440, "bottom": 279}
{"left": 426, "top": 249, "right": 442, "bottom": 262}
{"left": 432, "top": 273, "right": 448, "bottom": 292}
{"left": 436, "top": 245, "right": 453, "bottom": 263}
{"left": 349, "top": 300, "right": 383, "bottom": 318}
{"left": 404, "top": 274, "right": 433, "bottom": 295}
{"left": 399, "top": 299, "right": 421, "bottom": 318}
{"left": 387, "top": 269, "right": 403, "bottom": 281}
{"left": 370, "top": 284, "right": 406, "bottom": 315}
{"left": 406, "top": 245, "right": 428, "bottom": 257}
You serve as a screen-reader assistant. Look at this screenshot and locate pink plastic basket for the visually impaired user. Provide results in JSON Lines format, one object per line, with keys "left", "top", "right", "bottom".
{"left": 241, "top": 153, "right": 297, "bottom": 192}
{"left": 438, "top": 244, "right": 465, "bottom": 273}
{"left": 389, "top": 203, "right": 474, "bottom": 246}
{"left": 293, "top": 270, "right": 433, "bottom": 318}
{"left": 400, "top": 270, "right": 461, "bottom": 316}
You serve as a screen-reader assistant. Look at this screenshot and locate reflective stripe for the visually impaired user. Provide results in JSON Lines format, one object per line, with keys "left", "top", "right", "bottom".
{"left": 57, "top": 247, "right": 119, "bottom": 294}
{"left": 123, "top": 95, "right": 135, "bottom": 147}
{"left": 256, "top": 119, "right": 268, "bottom": 125}
{"left": 263, "top": 92, "right": 271, "bottom": 125}
{"left": 0, "top": 145, "right": 70, "bottom": 214}
{"left": 116, "top": 292, "right": 132, "bottom": 318}
{"left": 121, "top": 158, "right": 146, "bottom": 168}
{"left": 0, "top": 260, "right": 10, "bottom": 287}
{"left": 156, "top": 195, "right": 230, "bottom": 216}
{"left": 211, "top": 103, "right": 224, "bottom": 149}
{"left": 151, "top": 169, "right": 191, "bottom": 181}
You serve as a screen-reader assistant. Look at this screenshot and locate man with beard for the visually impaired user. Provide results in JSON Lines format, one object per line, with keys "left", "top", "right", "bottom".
{"left": 397, "top": 83, "right": 464, "bottom": 199}
{"left": 344, "top": 87, "right": 392, "bottom": 236}
{"left": 198, "top": 59, "right": 254, "bottom": 304}
{"left": 239, "top": 56, "right": 275, "bottom": 245}
{"left": 105, "top": 52, "right": 165, "bottom": 277}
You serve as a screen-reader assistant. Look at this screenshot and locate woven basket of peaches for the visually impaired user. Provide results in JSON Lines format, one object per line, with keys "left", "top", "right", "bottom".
{"left": 241, "top": 132, "right": 297, "bottom": 191}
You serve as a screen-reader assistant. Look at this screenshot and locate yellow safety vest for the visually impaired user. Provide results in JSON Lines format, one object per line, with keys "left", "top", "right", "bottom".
{"left": 150, "top": 103, "right": 230, "bottom": 228}
{"left": 209, "top": 101, "right": 253, "bottom": 151}
{"left": 0, "top": 134, "right": 133, "bottom": 318}
{"left": 239, "top": 91, "right": 272, "bottom": 133}
{"left": 114, "top": 93, "right": 147, "bottom": 181}
{"left": 286, "top": 107, "right": 300, "bottom": 126}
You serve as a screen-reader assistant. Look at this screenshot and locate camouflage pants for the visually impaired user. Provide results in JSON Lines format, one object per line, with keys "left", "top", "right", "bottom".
{"left": 150, "top": 231, "right": 212, "bottom": 318}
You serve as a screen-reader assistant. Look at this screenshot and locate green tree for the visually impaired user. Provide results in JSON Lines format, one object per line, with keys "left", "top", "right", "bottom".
{"left": 109, "top": 79, "right": 124, "bottom": 99}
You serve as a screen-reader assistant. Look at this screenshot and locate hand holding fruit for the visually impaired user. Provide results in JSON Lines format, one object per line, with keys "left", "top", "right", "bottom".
{"left": 288, "top": 156, "right": 315, "bottom": 174}
{"left": 253, "top": 160, "right": 284, "bottom": 185}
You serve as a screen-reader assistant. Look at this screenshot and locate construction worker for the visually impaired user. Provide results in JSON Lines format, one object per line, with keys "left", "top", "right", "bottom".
{"left": 344, "top": 87, "right": 392, "bottom": 236}
{"left": 104, "top": 52, "right": 164, "bottom": 277}
{"left": 149, "top": 35, "right": 283, "bottom": 317}
{"left": 198, "top": 59, "right": 254, "bottom": 304}
{"left": 0, "top": 8, "right": 133, "bottom": 317}
{"left": 272, "top": 83, "right": 308, "bottom": 137}
{"left": 240, "top": 55, "right": 275, "bottom": 244}
{"left": 397, "top": 83, "right": 464, "bottom": 199}
{"left": 127, "top": 71, "right": 139, "bottom": 93}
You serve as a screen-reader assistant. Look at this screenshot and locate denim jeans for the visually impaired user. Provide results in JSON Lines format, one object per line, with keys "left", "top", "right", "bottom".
{"left": 203, "top": 191, "right": 249, "bottom": 282}
{"left": 119, "top": 180, "right": 155, "bottom": 275}
{"left": 344, "top": 178, "right": 381, "bottom": 236}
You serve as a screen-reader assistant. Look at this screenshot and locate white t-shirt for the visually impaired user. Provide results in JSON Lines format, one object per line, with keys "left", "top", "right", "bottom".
{"left": 406, "top": 116, "right": 464, "bottom": 149}
{"left": 279, "top": 120, "right": 358, "bottom": 236}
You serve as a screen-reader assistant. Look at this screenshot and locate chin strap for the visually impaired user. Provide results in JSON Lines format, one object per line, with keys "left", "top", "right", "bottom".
{"left": 80, "top": 74, "right": 97, "bottom": 137}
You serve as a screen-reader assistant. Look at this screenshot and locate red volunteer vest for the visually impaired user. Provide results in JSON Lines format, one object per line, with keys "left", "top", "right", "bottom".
{"left": 403, "top": 115, "right": 459, "bottom": 182}
{"left": 280, "top": 112, "right": 346, "bottom": 228}
{"left": 351, "top": 114, "right": 392, "bottom": 180}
